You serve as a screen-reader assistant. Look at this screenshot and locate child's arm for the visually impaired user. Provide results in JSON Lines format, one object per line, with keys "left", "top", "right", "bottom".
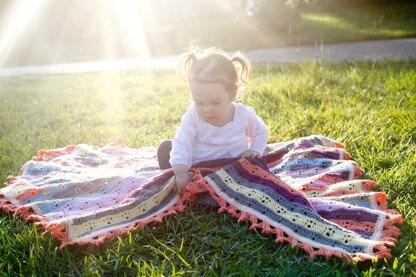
{"left": 244, "top": 106, "right": 269, "bottom": 157}
{"left": 172, "top": 164, "right": 191, "bottom": 193}
{"left": 170, "top": 105, "right": 197, "bottom": 193}
{"left": 241, "top": 149, "right": 262, "bottom": 158}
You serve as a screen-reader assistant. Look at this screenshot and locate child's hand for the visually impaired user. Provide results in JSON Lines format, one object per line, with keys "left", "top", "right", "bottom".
{"left": 174, "top": 172, "right": 191, "bottom": 193}
{"left": 241, "top": 150, "right": 262, "bottom": 159}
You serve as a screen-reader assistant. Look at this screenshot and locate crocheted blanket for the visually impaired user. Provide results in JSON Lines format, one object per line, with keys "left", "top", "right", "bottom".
{"left": 0, "top": 135, "right": 402, "bottom": 262}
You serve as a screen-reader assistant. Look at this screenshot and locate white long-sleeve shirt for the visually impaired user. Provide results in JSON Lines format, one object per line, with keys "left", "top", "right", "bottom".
{"left": 170, "top": 103, "right": 268, "bottom": 167}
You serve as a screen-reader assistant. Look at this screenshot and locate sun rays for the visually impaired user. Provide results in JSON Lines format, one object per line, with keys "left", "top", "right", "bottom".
{"left": 0, "top": 0, "right": 153, "bottom": 67}
{"left": 0, "top": 0, "right": 47, "bottom": 67}
{"left": 103, "top": 0, "right": 150, "bottom": 60}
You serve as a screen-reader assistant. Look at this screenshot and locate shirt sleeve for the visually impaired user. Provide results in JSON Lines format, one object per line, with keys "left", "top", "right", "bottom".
{"left": 245, "top": 106, "right": 269, "bottom": 154}
{"left": 169, "top": 105, "right": 197, "bottom": 167}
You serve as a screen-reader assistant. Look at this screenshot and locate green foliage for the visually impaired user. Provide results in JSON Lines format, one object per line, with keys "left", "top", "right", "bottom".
{"left": 173, "top": 0, "right": 416, "bottom": 53}
{"left": 0, "top": 60, "right": 415, "bottom": 275}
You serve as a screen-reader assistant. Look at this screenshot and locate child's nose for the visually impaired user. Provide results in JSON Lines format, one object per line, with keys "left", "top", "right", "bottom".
{"left": 203, "top": 105, "right": 212, "bottom": 113}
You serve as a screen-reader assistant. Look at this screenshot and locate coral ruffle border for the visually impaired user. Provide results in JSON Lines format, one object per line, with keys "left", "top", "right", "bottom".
{"left": 182, "top": 170, "right": 403, "bottom": 262}
{"left": 0, "top": 137, "right": 403, "bottom": 261}
{"left": 0, "top": 184, "right": 190, "bottom": 249}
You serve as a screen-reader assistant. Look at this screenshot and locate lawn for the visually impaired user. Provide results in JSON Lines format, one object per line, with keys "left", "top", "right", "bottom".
{"left": 0, "top": 59, "right": 415, "bottom": 276}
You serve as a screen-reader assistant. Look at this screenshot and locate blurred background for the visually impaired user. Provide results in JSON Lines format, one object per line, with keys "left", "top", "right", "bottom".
{"left": 0, "top": 0, "right": 415, "bottom": 67}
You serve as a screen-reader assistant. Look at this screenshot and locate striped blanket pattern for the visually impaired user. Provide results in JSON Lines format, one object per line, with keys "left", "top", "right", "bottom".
{"left": 0, "top": 136, "right": 402, "bottom": 261}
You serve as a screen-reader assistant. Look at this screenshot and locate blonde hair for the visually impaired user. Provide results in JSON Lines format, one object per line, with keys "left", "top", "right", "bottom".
{"left": 178, "top": 48, "right": 250, "bottom": 99}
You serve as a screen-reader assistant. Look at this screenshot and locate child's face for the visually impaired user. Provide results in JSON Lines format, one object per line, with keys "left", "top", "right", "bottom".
{"left": 190, "top": 81, "right": 234, "bottom": 126}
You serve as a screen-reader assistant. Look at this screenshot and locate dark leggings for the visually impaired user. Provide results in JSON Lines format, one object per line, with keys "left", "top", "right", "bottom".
{"left": 157, "top": 140, "right": 172, "bottom": 170}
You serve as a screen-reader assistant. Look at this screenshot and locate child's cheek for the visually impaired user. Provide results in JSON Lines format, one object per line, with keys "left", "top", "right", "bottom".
{"left": 196, "top": 107, "right": 204, "bottom": 118}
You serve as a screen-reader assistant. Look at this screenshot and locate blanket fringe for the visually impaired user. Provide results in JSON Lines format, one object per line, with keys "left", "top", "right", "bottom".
{"left": 372, "top": 242, "right": 394, "bottom": 260}
{"left": 14, "top": 205, "right": 36, "bottom": 219}
{"left": 34, "top": 145, "right": 76, "bottom": 161}
{"left": 362, "top": 180, "right": 377, "bottom": 191}
{"left": 375, "top": 193, "right": 388, "bottom": 210}
{"left": 191, "top": 171, "right": 401, "bottom": 262}
{"left": 58, "top": 199, "right": 188, "bottom": 249}
{"left": 39, "top": 221, "right": 69, "bottom": 242}
{"left": 1, "top": 190, "right": 188, "bottom": 249}
{"left": 381, "top": 214, "right": 403, "bottom": 240}
{"left": 0, "top": 197, "right": 19, "bottom": 213}
{"left": 7, "top": 176, "right": 17, "bottom": 183}
{"left": 107, "top": 137, "right": 125, "bottom": 147}
{"left": 0, "top": 137, "right": 403, "bottom": 261}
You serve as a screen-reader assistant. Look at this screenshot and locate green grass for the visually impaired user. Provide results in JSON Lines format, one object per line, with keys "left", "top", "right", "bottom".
{"left": 0, "top": 60, "right": 415, "bottom": 276}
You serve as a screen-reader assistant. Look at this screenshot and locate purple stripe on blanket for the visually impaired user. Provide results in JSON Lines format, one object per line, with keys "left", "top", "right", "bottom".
{"left": 317, "top": 208, "right": 378, "bottom": 223}
{"left": 73, "top": 180, "right": 173, "bottom": 225}
{"left": 331, "top": 171, "right": 351, "bottom": 180}
{"left": 130, "top": 170, "right": 173, "bottom": 198}
{"left": 73, "top": 190, "right": 179, "bottom": 237}
{"left": 220, "top": 165, "right": 319, "bottom": 219}
{"left": 207, "top": 166, "right": 366, "bottom": 253}
{"left": 231, "top": 159, "right": 313, "bottom": 208}
{"left": 354, "top": 230, "right": 373, "bottom": 238}
{"left": 310, "top": 149, "right": 341, "bottom": 160}
{"left": 0, "top": 135, "right": 402, "bottom": 261}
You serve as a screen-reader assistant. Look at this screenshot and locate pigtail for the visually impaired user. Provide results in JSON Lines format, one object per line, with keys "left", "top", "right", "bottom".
{"left": 177, "top": 47, "right": 252, "bottom": 100}
{"left": 231, "top": 53, "right": 251, "bottom": 84}
{"left": 177, "top": 51, "right": 197, "bottom": 82}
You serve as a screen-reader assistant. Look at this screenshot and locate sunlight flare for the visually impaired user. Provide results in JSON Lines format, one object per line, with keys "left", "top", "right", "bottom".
{"left": 98, "top": 72, "right": 124, "bottom": 130}
{"left": 0, "top": 0, "right": 47, "bottom": 67}
{"left": 114, "top": 0, "right": 150, "bottom": 58}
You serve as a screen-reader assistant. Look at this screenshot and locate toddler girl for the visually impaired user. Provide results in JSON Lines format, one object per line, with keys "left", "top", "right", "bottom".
{"left": 157, "top": 48, "right": 268, "bottom": 193}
